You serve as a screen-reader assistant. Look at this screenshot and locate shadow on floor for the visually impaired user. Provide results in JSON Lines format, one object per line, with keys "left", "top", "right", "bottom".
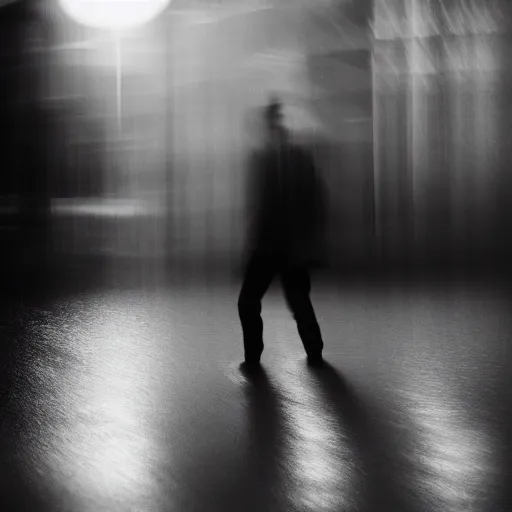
{"left": 182, "top": 360, "right": 415, "bottom": 512}
{"left": 307, "top": 361, "right": 414, "bottom": 511}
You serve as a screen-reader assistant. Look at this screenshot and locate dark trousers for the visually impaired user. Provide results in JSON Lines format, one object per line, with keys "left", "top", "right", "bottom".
{"left": 238, "top": 252, "right": 324, "bottom": 361}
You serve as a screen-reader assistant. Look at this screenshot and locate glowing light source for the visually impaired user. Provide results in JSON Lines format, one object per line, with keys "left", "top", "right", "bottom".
{"left": 57, "top": 0, "right": 171, "bottom": 31}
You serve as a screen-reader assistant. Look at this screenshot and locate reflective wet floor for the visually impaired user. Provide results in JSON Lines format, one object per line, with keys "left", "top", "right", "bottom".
{"left": 1, "top": 277, "right": 511, "bottom": 511}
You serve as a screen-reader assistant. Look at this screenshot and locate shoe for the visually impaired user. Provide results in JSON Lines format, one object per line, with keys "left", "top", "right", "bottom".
{"left": 240, "top": 360, "right": 262, "bottom": 377}
{"left": 307, "top": 353, "right": 324, "bottom": 367}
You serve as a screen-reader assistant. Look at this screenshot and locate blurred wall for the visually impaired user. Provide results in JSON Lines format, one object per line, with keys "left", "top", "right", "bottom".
{"left": 373, "top": 0, "right": 512, "bottom": 274}
{"left": 2, "top": 0, "right": 511, "bottom": 284}
{"left": 0, "top": 0, "right": 50, "bottom": 272}
{"left": 305, "top": 50, "right": 374, "bottom": 274}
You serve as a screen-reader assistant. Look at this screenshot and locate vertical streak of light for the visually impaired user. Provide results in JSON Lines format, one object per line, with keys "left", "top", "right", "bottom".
{"left": 451, "top": 62, "right": 464, "bottom": 252}
{"left": 274, "top": 365, "right": 359, "bottom": 511}
{"left": 409, "top": 0, "right": 420, "bottom": 261}
{"left": 472, "top": 38, "right": 498, "bottom": 249}
{"left": 116, "top": 35, "right": 122, "bottom": 131}
{"left": 165, "top": 18, "right": 174, "bottom": 265}
{"left": 371, "top": 49, "right": 381, "bottom": 261}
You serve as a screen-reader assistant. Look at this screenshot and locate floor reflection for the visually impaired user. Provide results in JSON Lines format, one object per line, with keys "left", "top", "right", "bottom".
{"left": 0, "top": 282, "right": 509, "bottom": 511}
{"left": 274, "top": 361, "right": 361, "bottom": 512}
{"left": 8, "top": 294, "right": 164, "bottom": 511}
{"left": 394, "top": 370, "right": 498, "bottom": 512}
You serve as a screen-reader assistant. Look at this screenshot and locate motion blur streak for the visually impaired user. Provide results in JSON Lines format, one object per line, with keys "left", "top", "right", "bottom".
{"left": 2, "top": 0, "right": 512, "bottom": 281}
{"left": 274, "top": 361, "right": 361, "bottom": 512}
{"left": 1, "top": 1, "right": 512, "bottom": 512}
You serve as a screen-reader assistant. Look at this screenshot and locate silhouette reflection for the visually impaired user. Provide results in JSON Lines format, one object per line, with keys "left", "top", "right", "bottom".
{"left": 307, "top": 361, "right": 412, "bottom": 511}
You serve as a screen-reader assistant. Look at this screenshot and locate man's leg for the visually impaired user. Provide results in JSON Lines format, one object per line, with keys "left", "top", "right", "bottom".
{"left": 281, "top": 267, "right": 324, "bottom": 359}
{"left": 238, "top": 254, "right": 276, "bottom": 363}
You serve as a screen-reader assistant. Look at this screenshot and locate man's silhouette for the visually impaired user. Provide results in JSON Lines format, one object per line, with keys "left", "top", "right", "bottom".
{"left": 238, "top": 97, "right": 326, "bottom": 366}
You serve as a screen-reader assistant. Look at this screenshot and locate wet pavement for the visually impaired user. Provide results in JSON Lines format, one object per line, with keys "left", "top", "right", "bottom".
{"left": 0, "top": 274, "right": 511, "bottom": 511}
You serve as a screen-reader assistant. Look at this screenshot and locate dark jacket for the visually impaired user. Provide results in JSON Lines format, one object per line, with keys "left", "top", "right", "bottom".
{"left": 245, "top": 141, "right": 326, "bottom": 267}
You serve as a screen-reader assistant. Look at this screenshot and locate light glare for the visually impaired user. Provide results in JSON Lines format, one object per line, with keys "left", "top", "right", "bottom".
{"left": 58, "top": 0, "right": 171, "bottom": 30}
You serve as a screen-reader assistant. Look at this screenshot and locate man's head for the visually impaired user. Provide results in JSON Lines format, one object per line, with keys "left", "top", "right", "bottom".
{"left": 263, "top": 97, "right": 287, "bottom": 146}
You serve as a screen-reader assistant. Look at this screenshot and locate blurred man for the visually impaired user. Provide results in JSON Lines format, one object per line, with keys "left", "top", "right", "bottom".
{"left": 238, "top": 97, "right": 326, "bottom": 367}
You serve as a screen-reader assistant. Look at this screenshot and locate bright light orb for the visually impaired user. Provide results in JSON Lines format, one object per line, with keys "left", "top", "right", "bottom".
{"left": 58, "top": 0, "right": 171, "bottom": 31}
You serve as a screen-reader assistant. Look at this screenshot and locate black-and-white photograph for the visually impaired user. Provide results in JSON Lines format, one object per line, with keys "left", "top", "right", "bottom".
{"left": 0, "top": 0, "right": 511, "bottom": 510}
